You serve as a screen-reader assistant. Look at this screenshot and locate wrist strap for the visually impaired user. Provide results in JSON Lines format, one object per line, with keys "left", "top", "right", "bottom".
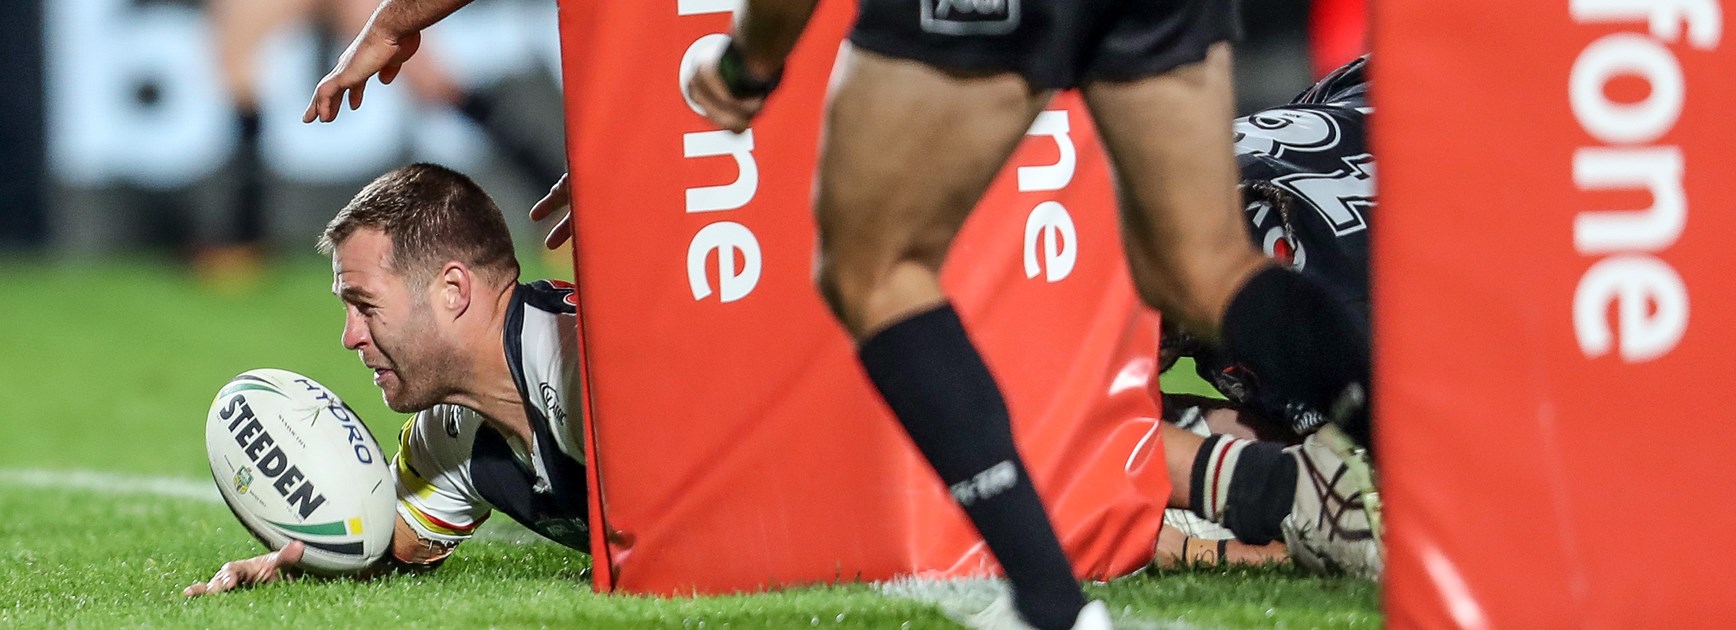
{"left": 717, "top": 40, "right": 783, "bottom": 99}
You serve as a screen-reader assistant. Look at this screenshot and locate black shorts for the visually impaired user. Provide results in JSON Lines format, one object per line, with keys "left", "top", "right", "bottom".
{"left": 848, "top": 0, "right": 1241, "bottom": 90}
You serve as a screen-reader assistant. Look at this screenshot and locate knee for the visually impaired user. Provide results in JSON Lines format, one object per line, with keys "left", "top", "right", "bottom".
{"left": 814, "top": 243, "right": 898, "bottom": 336}
{"left": 814, "top": 241, "right": 946, "bottom": 337}
{"left": 1129, "top": 249, "right": 1268, "bottom": 336}
{"left": 813, "top": 255, "right": 859, "bottom": 327}
{"left": 1132, "top": 273, "right": 1220, "bottom": 334}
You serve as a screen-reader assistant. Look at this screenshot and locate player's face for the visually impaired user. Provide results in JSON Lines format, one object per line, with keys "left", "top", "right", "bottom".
{"left": 331, "top": 230, "right": 463, "bottom": 413}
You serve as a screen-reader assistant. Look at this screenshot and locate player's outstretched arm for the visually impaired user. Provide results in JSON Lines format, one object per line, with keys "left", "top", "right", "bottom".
{"left": 182, "top": 515, "right": 457, "bottom": 597}
{"left": 304, "top": 0, "right": 475, "bottom": 123}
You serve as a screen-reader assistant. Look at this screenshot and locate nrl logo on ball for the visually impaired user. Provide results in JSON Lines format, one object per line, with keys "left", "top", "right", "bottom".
{"left": 233, "top": 466, "right": 255, "bottom": 495}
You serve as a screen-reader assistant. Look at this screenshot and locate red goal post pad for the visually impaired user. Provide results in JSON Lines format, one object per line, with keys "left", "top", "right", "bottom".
{"left": 556, "top": 1, "right": 1171, "bottom": 595}
{"left": 1375, "top": 1, "right": 1736, "bottom": 627}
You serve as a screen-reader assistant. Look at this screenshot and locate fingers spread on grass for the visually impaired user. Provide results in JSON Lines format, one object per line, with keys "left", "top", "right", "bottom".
{"left": 182, "top": 542, "right": 304, "bottom": 598}
{"left": 188, "top": 565, "right": 240, "bottom": 597}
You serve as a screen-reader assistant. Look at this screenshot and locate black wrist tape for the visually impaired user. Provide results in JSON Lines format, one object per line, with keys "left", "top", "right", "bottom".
{"left": 717, "top": 40, "right": 783, "bottom": 99}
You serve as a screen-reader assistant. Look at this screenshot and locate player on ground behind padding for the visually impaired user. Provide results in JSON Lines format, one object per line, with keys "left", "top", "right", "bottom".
{"left": 180, "top": 138, "right": 1377, "bottom": 599}
{"left": 184, "top": 164, "right": 590, "bottom": 596}
{"left": 1151, "top": 56, "right": 1381, "bottom": 579}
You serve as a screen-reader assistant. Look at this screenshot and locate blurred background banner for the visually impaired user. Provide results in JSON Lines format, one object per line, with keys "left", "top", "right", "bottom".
{"left": 0, "top": 0, "right": 47, "bottom": 248}
{"left": 10, "top": 0, "right": 569, "bottom": 263}
{"left": 0, "top": 0, "right": 1332, "bottom": 261}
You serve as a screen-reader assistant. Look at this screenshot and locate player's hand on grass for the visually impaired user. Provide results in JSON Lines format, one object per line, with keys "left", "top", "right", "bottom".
{"left": 304, "top": 24, "right": 422, "bottom": 123}
{"left": 182, "top": 540, "right": 306, "bottom": 597}
{"left": 1151, "top": 524, "right": 1289, "bottom": 568}
{"left": 529, "top": 173, "right": 573, "bottom": 250}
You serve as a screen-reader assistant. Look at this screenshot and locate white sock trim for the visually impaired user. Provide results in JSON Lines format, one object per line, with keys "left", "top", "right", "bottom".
{"left": 1200, "top": 437, "right": 1253, "bottom": 522}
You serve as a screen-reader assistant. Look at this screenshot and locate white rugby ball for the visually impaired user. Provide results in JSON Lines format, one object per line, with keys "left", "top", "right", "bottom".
{"left": 205, "top": 368, "right": 396, "bottom": 575}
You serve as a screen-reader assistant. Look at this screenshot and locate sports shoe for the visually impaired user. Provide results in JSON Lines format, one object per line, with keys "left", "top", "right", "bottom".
{"left": 1070, "top": 601, "right": 1113, "bottom": 630}
{"left": 1281, "top": 424, "right": 1384, "bottom": 579}
{"left": 955, "top": 593, "right": 1114, "bottom": 630}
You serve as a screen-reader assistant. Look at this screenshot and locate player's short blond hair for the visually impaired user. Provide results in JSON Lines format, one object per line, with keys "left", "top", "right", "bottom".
{"left": 319, "top": 163, "right": 520, "bottom": 286}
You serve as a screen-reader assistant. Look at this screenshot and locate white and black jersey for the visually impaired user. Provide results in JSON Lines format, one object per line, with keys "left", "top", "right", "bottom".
{"left": 1163, "top": 56, "right": 1375, "bottom": 431}
{"left": 393, "top": 280, "right": 591, "bottom": 552}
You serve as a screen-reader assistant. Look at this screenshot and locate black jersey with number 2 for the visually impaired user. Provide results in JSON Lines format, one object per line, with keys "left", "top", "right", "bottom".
{"left": 1167, "top": 56, "right": 1374, "bottom": 432}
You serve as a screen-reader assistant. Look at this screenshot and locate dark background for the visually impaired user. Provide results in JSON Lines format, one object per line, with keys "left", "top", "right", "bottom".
{"left": 0, "top": 0, "right": 1355, "bottom": 255}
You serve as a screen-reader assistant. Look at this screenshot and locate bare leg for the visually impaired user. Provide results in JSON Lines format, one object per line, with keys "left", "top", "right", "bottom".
{"left": 814, "top": 47, "right": 1052, "bottom": 337}
{"left": 1082, "top": 43, "right": 1268, "bottom": 338}
{"left": 814, "top": 47, "right": 1087, "bottom": 629}
{"left": 1162, "top": 422, "right": 1204, "bottom": 508}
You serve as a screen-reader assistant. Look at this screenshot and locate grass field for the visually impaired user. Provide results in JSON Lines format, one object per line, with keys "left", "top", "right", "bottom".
{"left": 0, "top": 258, "right": 1380, "bottom": 628}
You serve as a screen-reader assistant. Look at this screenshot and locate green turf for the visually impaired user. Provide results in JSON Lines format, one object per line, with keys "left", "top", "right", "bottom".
{"left": 0, "top": 259, "right": 1379, "bottom": 628}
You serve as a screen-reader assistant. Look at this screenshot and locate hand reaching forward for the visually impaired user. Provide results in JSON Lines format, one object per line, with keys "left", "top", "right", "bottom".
{"left": 304, "top": 26, "right": 422, "bottom": 123}
{"left": 182, "top": 540, "right": 306, "bottom": 597}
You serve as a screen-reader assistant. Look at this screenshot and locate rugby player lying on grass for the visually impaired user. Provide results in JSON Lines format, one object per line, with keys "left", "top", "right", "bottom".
{"left": 1149, "top": 57, "right": 1382, "bottom": 578}
{"left": 188, "top": 58, "right": 1382, "bottom": 595}
{"left": 185, "top": 164, "right": 590, "bottom": 596}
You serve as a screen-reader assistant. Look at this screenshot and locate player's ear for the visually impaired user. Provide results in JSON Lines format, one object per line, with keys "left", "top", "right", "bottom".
{"left": 439, "top": 262, "right": 471, "bottom": 317}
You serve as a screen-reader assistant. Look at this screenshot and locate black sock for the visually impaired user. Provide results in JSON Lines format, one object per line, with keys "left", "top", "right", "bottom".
{"left": 1187, "top": 435, "right": 1294, "bottom": 544}
{"left": 1222, "top": 442, "right": 1294, "bottom": 545}
{"left": 1222, "top": 267, "right": 1373, "bottom": 450}
{"left": 858, "top": 305, "right": 1084, "bottom": 630}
